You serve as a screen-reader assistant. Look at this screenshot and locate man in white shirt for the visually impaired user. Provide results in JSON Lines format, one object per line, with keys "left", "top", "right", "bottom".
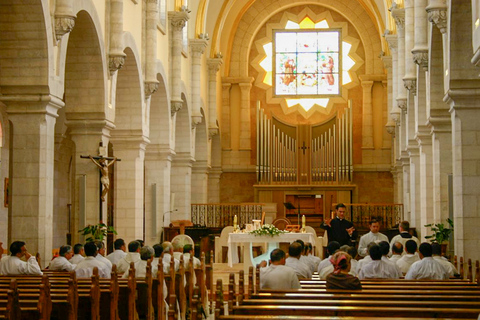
{"left": 117, "top": 240, "right": 142, "bottom": 274}
{"left": 389, "top": 221, "right": 420, "bottom": 255}
{"left": 396, "top": 240, "right": 420, "bottom": 274}
{"left": 123, "top": 246, "right": 158, "bottom": 278}
{"left": 358, "top": 219, "right": 389, "bottom": 257}
{"left": 49, "top": 245, "right": 76, "bottom": 271}
{"left": 355, "top": 242, "right": 376, "bottom": 275}
{"left": 162, "top": 242, "right": 180, "bottom": 274}
{"left": 389, "top": 242, "right": 403, "bottom": 264}
{"left": 95, "top": 241, "right": 112, "bottom": 273}
{"left": 405, "top": 242, "right": 449, "bottom": 280}
{"left": 0, "top": 241, "right": 43, "bottom": 275}
{"left": 358, "top": 244, "right": 401, "bottom": 279}
{"left": 172, "top": 238, "right": 184, "bottom": 262}
{"left": 182, "top": 244, "right": 200, "bottom": 269}
{"left": 152, "top": 244, "right": 163, "bottom": 271}
{"left": 70, "top": 243, "right": 85, "bottom": 265}
{"left": 317, "top": 241, "right": 340, "bottom": 275}
{"left": 296, "top": 239, "right": 315, "bottom": 274}
{"left": 306, "top": 243, "right": 321, "bottom": 271}
{"left": 259, "top": 249, "right": 300, "bottom": 289}
{"left": 285, "top": 242, "right": 312, "bottom": 279}
{"left": 75, "top": 242, "right": 110, "bottom": 279}
{"left": 431, "top": 243, "right": 458, "bottom": 277}
{"left": 106, "top": 239, "right": 127, "bottom": 265}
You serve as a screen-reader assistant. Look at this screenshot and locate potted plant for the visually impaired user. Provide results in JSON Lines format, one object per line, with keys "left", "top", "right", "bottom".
{"left": 79, "top": 221, "right": 117, "bottom": 242}
{"left": 424, "top": 218, "right": 453, "bottom": 255}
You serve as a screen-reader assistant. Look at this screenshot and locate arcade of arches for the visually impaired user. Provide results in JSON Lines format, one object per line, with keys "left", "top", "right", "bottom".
{"left": 0, "top": 0, "right": 480, "bottom": 263}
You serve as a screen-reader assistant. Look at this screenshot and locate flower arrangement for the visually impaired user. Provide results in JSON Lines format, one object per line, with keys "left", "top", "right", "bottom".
{"left": 79, "top": 221, "right": 117, "bottom": 242}
{"left": 425, "top": 218, "right": 454, "bottom": 244}
{"left": 249, "top": 224, "right": 288, "bottom": 237}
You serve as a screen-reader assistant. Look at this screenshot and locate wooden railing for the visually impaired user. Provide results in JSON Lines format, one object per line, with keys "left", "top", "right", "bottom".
{"left": 191, "top": 203, "right": 264, "bottom": 228}
{"left": 331, "top": 203, "right": 404, "bottom": 230}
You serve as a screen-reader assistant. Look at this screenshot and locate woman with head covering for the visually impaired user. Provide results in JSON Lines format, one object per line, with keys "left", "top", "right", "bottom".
{"left": 326, "top": 251, "right": 362, "bottom": 290}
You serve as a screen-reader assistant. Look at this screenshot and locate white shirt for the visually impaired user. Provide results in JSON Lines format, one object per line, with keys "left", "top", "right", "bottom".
{"left": 317, "top": 257, "right": 331, "bottom": 275}
{"left": 319, "top": 264, "right": 357, "bottom": 279}
{"left": 285, "top": 256, "right": 312, "bottom": 279}
{"left": 396, "top": 253, "right": 420, "bottom": 274}
{"left": 389, "top": 254, "right": 402, "bottom": 264}
{"left": 96, "top": 254, "right": 112, "bottom": 273}
{"left": 162, "top": 253, "right": 180, "bottom": 274}
{"left": 350, "top": 259, "right": 358, "bottom": 276}
{"left": 389, "top": 233, "right": 420, "bottom": 255}
{"left": 106, "top": 250, "right": 127, "bottom": 266}
{"left": 70, "top": 254, "right": 85, "bottom": 265}
{"left": 0, "top": 255, "right": 42, "bottom": 275}
{"left": 358, "top": 231, "right": 389, "bottom": 257}
{"left": 122, "top": 260, "right": 159, "bottom": 279}
{"left": 75, "top": 256, "right": 110, "bottom": 279}
{"left": 405, "top": 257, "right": 449, "bottom": 280}
{"left": 358, "top": 259, "right": 401, "bottom": 279}
{"left": 300, "top": 255, "right": 315, "bottom": 273}
{"left": 49, "top": 256, "right": 76, "bottom": 271}
{"left": 260, "top": 264, "right": 300, "bottom": 289}
{"left": 307, "top": 254, "right": 321, "bottom": 271}
{"left": 433, "top": 256, "right": 458, "bottom": 277}
{"left": 182, "top": 253, "right": 201, "bottom": 269}
{"left": 117, "top": 252, "right": 142, "bottom": 274}
{"left": 355, "top": 255, "right": 372, "bottom": 274}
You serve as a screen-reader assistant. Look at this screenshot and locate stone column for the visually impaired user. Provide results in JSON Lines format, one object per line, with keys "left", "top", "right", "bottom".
{"left": 190, "top": 38, "right": 208, "bottom": 125}
{"left": 170, "top": 153, "right": 194, "bottom": 220}
{"left": 109, "top": 139, "right": 148, "bottom": 241}
{"left": 145, "top": 0, "right": 159, "bottom": 98}
{"left": 208, "top": 134, "right": 222, "bottom": 203}
{"left": 191, "top": 161, "right": 209, "bottom": 203}
{"left": 3, "top": 95, "right": 62, "bottom": 265}
{"left": 109, "top": 0, "right": 126, "bottom": 74}
{"left": 221, "top": 82, "right": 232, "bottom": 150}
{"left": 54, "top": 0, "right": 76, "bottom": 41}
{"left": 445, "top": 90, "right": 480, "bottom": 262}
{"left": 168, "top": 9, "right": 189, "bottom": 116}
{"left": 238, "top": 79, "right": 254, "bottom": 151}
{"left": 360, "top": 79, "right": 374, "bottom": 150}
{"left": 426, "top": 0, "right": 448, "bottom": 35}
{"left": 207, "top": 56, "right": 223, "bottom": 136}
{"left": 411, "top": 0, "right": 428, "bottom": 72}
{"left": 144, "top": 147, "right": 173, "bottom": 241}
{"left": 403, "top": 0, "right": 416, "bottom": 94}
{"left": 408, "top": 147, "right": 421, "bottom": 233}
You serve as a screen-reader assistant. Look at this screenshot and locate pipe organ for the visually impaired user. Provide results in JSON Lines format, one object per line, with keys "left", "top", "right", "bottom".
{"left": 256, "top": 100, "right": 353, "bottom": 185}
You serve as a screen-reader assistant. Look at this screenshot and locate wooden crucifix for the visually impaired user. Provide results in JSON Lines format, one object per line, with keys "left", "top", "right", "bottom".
{"left": 299, "top": 141, "right": 310, "bottom": 155}
{"left": 80, "top": 155, "right": 121, "bottom": 202}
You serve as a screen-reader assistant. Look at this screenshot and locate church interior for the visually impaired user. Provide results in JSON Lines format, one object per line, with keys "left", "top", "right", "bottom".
{"left": 0, "top": 0, "right": 479, "bottom": 269}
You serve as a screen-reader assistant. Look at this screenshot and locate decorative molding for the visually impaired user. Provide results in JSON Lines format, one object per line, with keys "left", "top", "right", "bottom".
{"left": 412, "top": 49, "right": 429, "bottom": 71}
{"left": 190, "top": 39, "right": 208, "bottom": 57}
{"left": 426, "top": 4, "right": 447, "bottom": 34}
{"left": 191, "top": 115, "right": 203, "bottom": 129}
{"left": 171, "top": 100, "right": 183, "bottom": 117}
{"left": 403, "top": 78, "right": 416, "bottom": 95}
{"left": 208, "top": 127, "right": 219, "bottom": 140}
{"left": 109, "top": 54, "right": 126, "bottom": 74}
{"left": 390, "top": 4, "right": 405, "bottom": 30}
{"left": 385, "top": 34, "right": 398, "bottom": 52}
{"left": 396, "top": 98, "right": 407, "bottom": 111}
{"left": 207, "top": 57, "right": 223, "bottom": 75}
{"left": 385, "top": 120, "right": 396, "bottom": 136}
{"left": 144, "top": 80, "right": 159, "bottom": 98}
{"left": 55, "top": 15, "right": 76, "bottom": 41}
{"left": 168, "top": 10, "right": 189, "bottom": 31}
{"left": 146, "top": 0, "right": 158, "bottom": 3}
{"left": 391, "top": 110, "right": 401, "bottom": 124}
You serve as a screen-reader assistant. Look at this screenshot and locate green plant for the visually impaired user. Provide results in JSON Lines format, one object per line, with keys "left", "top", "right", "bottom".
{"left": 79, "top": 222, "right": 117, "bottom": 242}
{"left": 249, "top": 224, "right": 287, "bottom": 237}
{"left": 425, "top": 218, "right": 453, "bottom": 243}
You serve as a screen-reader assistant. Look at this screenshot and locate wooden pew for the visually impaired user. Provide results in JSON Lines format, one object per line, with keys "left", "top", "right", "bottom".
{"left": 0, "top": 279, "right": 20, "bottom": 320}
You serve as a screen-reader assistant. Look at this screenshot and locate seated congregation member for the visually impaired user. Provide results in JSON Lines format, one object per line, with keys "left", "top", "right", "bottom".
{"left": 358, "top": 219, "right": 389, "bottom": 257}
{"left": 389, "top": 242, "right": 403, "bottom": 263}
{"left": 341, "top": 245, "right": 358, "bottom": 276}
{"left": 431, "top": 243, "right": 458, "bottom": 277}
{"left": 162, "top": 242, "right": 180, "bottom": 273}
{"left": 405, "top": 242, "right": 449, "bottom": 280}
{"left": 183, "top": 244, "right": 200, "bottom": 269}
{"left": 389, "top": 221, "right": 420, "bottom": 255}
{"left": 122, "top": 246, "right": 158, "bottom": 278}
{"left": 95, "top": 241, "right": 112, "bottom": 273}
{"left": 70, "top": 243, "right": 85, "bottom": 265}
{"left": 117, "top": 240, "right": 142, "bottom": 274}
{"left": 296, "top": 239, "right": 315, "bottom": 274}
{"left": 0, "top": 241, "right": 42, "bottom": 275}
{"left": 355, "top": 242, "right": 376, "bottom": 274}
{"left": 286, "top": 242, "right": 312, "bottom": 279}
{"left": 306, "top": 242, "right": 321, "bottom": 271}
{"left": 326, "top": 251, "right": 362, "bottom": 290}
{"left": 49, "top": 245, "right": 76, "bottom": 271}
{"left": 106, "top": 238, "right": 127, "bottom": 265}
{"left": 317, "top": 241, "right": 340, "bottom": 274}
{"left": 259, "top": 249, "right": 300, "bottom": 290}
{"left": 152, "top": 244, "right": 163, "bottom": 268}
{"left": 75, "top": 242, "right": 110, "bottom": 279}
{"left": 172, "top": 238, "right": 184, "bottom": 261}
{"left": 358, "top": 244, "right": 401, "bottom": 279}
{"left": 320, "top": 245, "right": 357, "bottom": 279}
{"left": 396, "top": 240, "right": 420, "bottom": 274}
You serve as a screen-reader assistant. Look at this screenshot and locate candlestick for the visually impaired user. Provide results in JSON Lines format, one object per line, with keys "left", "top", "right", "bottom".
{"left": 234, "top": 215, "right": 237, "bottom": 229}
{"left": 302, "top": 215, "right": 306, "bottom": 229}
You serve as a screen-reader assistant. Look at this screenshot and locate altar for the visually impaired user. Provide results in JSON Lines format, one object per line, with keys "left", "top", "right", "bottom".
{"left": 227, "top": 232, "right": 315, "bottom": 273}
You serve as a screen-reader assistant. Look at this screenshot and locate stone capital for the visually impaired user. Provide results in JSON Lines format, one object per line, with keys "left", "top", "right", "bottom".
{"left": 144, "top": 80, "right": 159, "bottom": 98}
{"left": 207, "top": 58, "right": 223, "bottom": 75}
{"left": 385, "top": 34, "right": 398, "bottom": 53}
{"left": 208, "top": 127, "right": 219, "bottom": 140}
{"left": 406, "top": 145, "right": 420, "bottom": 157}
{"left": 396, "top": 98, "right": 407, "bottom": 111}
{"left": 390, "top": 5, "right": 405, "bottom": 30}
{"left": 426, "top": 1, "right": 447, "bottom": 34}
{"left": 109, "top": 53, "right": 126, "bottom": 74}
{"left": 403, "top": 77, "right": 417, "bottom": 95}
{"left": 171, "top": 99, "right": 183, "bottom": 117}
{"left": 168, "top": 11, "right": 190, "bottom": 31}
{"left": 145, "top": 144, "right": 175, "bottom": 162}
{"left": 412, "top": 48, "right": 429, "bottom": 71}
{"left": 172, "top": 151, "right": 195, "bottom": 167}
{"left": 385, "top": 119, "right": 396, "bottom": 136}
{"left": 191, "top": 114, "right": 203, "bottom": 129}
{"left": 426, "top": 116, "right": 451, "bottom": 134}
{"left": 55, "top": 15, "right": 76, "bottom": 41}
{"left": 190, "top": 39, "right": 208, "bottom": 57}
{"left": 146, "top": 0, "right": 158, "bottom": 3}
{"left": 1, "top": 93, "right": 64, "bottom": 118}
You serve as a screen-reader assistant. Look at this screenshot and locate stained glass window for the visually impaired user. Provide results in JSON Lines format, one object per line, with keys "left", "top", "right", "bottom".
{"left": 273, "top": 29, "right": 341, "bottom": 97}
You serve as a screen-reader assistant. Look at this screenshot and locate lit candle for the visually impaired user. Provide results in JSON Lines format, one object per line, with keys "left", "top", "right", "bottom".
{"left": 234, "top": 215, "right": 237, "bottom": 229}
{"left": 302, "top": 215, "right": 306, "bottom": 229}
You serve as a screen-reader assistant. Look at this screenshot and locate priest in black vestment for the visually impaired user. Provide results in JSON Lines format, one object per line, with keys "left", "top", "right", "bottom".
{"left": 321, "top": 203, "right": 357, "bottom": 246}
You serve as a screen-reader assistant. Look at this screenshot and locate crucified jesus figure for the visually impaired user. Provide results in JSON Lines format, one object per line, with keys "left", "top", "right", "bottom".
{"left": 89, "top": 156, "right": 117, "bottom": 201}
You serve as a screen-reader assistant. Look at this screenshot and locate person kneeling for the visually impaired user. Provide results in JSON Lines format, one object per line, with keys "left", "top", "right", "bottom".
{"left": 326, "top": 251, "right": 362, "bottom": 290}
